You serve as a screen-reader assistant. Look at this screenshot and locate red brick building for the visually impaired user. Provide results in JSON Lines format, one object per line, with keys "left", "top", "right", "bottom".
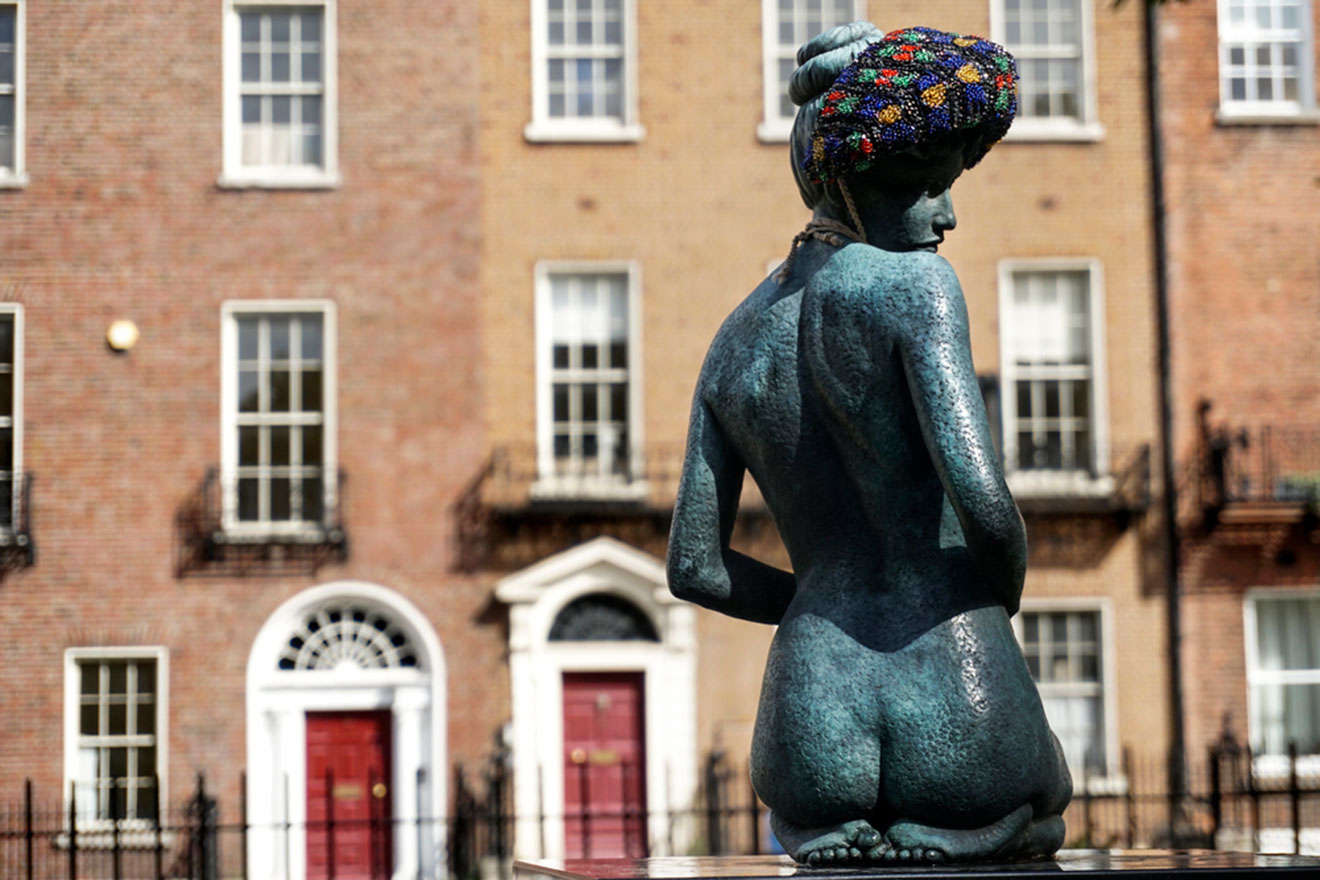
{"left": 0, "top": 1, "right": 490, "bottom": 877}
{"left": 1157, "top": 0, "right": 1320, "bottom": 832}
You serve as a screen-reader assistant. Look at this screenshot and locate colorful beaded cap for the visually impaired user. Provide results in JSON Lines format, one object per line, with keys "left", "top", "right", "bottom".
{"left": 804, "top": 26, "right": 1017, "bottom": 184}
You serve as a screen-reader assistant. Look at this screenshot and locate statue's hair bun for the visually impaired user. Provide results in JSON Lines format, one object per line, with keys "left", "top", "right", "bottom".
{"left": 789, "top": 22, "right": 883, "bottom": 108}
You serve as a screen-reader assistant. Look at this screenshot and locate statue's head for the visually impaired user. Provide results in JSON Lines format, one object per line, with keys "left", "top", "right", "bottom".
{"left": 789, "top": 24, "right": 1017, "bottom": 249}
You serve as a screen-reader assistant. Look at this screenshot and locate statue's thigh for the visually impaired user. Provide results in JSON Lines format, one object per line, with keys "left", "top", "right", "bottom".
{"left": 752, "top": 623, "right": 883, "bottom": 820}
{"left": 880, "top": 619, "right": 1058, "bottom": 822}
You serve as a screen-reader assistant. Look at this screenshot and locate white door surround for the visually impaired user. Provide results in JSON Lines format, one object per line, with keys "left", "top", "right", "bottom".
{"left": 246, "top": 581, "right": 446, "bottom": 880}
{"left": 496, "top": 537, "right": 697, "bottom": 860}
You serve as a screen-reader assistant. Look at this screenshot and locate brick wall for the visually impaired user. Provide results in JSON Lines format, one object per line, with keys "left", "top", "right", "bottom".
{"left": 1158, "top": 2, "right": 1320, "bottom": 759}
{"left": 0, "top": 0, "right": 498, "bottom": 818}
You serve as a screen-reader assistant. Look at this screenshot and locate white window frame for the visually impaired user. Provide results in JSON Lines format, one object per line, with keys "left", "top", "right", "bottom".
{"left": 525, "top": 0, "right": 644, "bottom": 142}
{"left": 1245, "top": 590, "right": 1320, "bottom": 778}
{"left": 1217, "top": 0, "right": 1318, "bottom": 122}
{"left": 991, "top": 0, "right": 1104, "bottom": 142}
{"left": 63, "top": 647, "right": 170, "bottom": 833}
{"left": 533, "top": 260, "right": 645, "bottom": 500}
{"left": 219, "top": 300, "right": 338, "bottom": 537}
{"left": 0, "top": 0, "right": 26, "bottom": 186}
{"left": 1013, "top": 599, "right": 1123, "bottom": 793}
{"left": 220, "top": 0, "right": 340, "bottom": 188}
{"left": 0, "top": 304, "right": 22, "bottom": 536}
{"left": 757, "top": 0, "right": 866, "bottom": 143}
{"left": 998, "top": 258, "right": 1110, "bottom": 499}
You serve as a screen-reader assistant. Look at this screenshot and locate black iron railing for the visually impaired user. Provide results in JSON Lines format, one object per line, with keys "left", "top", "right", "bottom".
{"left": 175, "top": 467, "right": 348, "bottom": 576}
{"left": 0, "top": 471, "right": 34, "bottom": 571}
{"left": 1202, "top": 424, "right": 1320, "bottom": 512}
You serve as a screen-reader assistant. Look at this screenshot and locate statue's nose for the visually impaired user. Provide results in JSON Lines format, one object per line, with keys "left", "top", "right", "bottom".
{"left": 933, "top": 190, "right": 957, "bottom": 232}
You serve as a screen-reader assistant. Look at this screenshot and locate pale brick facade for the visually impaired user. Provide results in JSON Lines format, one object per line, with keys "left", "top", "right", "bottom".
{"left": 477, "top": 0, "right": 1170, "bottom": 852}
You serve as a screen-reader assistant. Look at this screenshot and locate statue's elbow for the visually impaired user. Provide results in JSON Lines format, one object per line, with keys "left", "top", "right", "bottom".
{"left": 666, "top": 548, "right": 720, "bottom": 606}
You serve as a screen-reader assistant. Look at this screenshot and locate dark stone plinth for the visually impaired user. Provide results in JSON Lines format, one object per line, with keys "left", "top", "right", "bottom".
{"left": 514, "top": 851, "right": 1320, "bottom": 880}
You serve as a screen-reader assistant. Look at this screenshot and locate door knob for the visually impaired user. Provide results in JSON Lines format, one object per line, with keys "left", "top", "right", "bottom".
{"left": 372, "top": 782, "right": 388, "bottom": 799}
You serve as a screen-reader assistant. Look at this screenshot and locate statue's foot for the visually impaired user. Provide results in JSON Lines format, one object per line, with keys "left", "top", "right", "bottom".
{"left": 770, "top": 814, "right": 890, "bottom": 866}
{"left": 885, "top": 803, "right": 1033, "bottom": 863}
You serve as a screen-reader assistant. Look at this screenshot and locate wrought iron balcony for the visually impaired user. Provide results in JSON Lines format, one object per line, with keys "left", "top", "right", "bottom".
{"left": 1009, "top": 442, "right": 1153, "bottom": 517}
{"left": 0, "top": 472, "right": 35, "bottom": 573}
{"left": 1199, "top": 420, "right": 1320, "bottom": 527}
{"left": 175, "top": 466, "right": 347, "bottom": 576}
{"left": 478, "top": 443, "right": 689, "bottom": 513}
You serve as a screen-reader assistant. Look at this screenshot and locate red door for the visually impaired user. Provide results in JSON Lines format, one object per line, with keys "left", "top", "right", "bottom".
{"left": 562, "top": 672, "right": 648, "bottom": 859}
{"left": 306, "top": 711, "right": 392, "bottom": 880}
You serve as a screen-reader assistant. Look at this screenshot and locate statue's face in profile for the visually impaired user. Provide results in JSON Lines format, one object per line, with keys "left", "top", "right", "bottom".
{"left": 849, "top": 150, "right": 964, "bottom": 254}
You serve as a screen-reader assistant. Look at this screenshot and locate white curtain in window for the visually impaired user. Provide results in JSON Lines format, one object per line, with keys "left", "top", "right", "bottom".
{"left": 1040, "top": 693, "right": 1104, "bottom": 775}
{"left": 1255, "top": 597, "right": 1320, "bottom": 753}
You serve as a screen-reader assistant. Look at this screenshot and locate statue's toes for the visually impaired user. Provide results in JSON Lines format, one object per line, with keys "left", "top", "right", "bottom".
{"left": 854, "top": 827, "right": 882, "bottom": 849}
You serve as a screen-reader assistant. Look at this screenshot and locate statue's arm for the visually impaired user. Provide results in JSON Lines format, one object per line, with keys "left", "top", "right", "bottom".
{"left": 667, "top": 393, "right": 796, "bottom": 625}
{"left": 897, "top": 256, "right": 1027, "bottom": 614}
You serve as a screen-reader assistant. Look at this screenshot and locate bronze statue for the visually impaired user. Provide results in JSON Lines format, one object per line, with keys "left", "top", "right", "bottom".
{"left": 667, "top": 23, "right": 1071, "bottom": 865}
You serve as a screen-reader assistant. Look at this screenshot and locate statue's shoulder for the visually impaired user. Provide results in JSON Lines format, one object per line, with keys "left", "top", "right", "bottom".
{"left": 807, "top": 245, "right": 962, "bottom": 333}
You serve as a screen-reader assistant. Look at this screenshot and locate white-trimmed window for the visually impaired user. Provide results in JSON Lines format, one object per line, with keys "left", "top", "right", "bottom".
{"left": 220, "top": 301, "right": 337, "bottom": 534}
{"left": 534, "top": 262, "right": 644, "bottom": 497}
{"left": 998, "top": 260, "right": 1109, "bottom": 495}
{"left": 64, "top": 648, "right": 169, "bottom": 825}
{"left": 1246, "top": 592, "right": 1320, "bottom": 758}
{"left": 992, "top": 0, "right": 1102, "bottom": 140}
{"left": 1015, "top": 604, "right": 1117, "bottom": 784}
{"left": 221, "top": 1, "right": 338, "bottom": 188}
{"left": 758, "top": 0, "right": 865, "bottom": 142}
{"left": 0, "top": 1, "right": 25, "bottom": 184}
{"left": 526, "top": 0, "right": 642, "bottom": 142}
{"left": 1218, "top": 0, "right": 1316, "bottom": 119}
{"left": 0, "top": 306, "right": 22, "bottom": 535}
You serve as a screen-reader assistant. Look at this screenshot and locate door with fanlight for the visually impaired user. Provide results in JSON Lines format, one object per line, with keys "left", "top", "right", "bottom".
{"left": 562, "top": 672, "right": 647, "bottom": 858}
{"left": 306, "top": 711, "right": 392, "bottom": 880}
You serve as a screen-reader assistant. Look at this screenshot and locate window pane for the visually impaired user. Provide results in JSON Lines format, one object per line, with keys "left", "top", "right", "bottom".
{"left": 582, "top": 384, "right": 598, "bottom": 421}
{"left": 240, "top": 12, "right": 260, "bottom": 42}
{"left": 108, "top": 703, "right": 127, "bottom": 736}
{"left": 0, "top": 48, "right": 12, "bottom": 87}
{"left": 553, "top": 383, "right": 570, "bottom": 422}
{"left": 136, "top": 703, "right": 155, "bottom": 736}
{"left": 242, "top": 51, "right": 260, "bottom": 82}
{"left": 107, "top": 662, "right": 127, "bottom": 694}
{"left": 272, "top": 95, "right": 291, "bottom": 125}
{"left": 303, "top": 476, "right": 323, "bottom": 523}
{"left": 239, "top": 426, "right": 260, "bottom": 466}
{"left": 610, "top": 383, "right": 627, "bottom": 422}
{"left": 269, "top": 370, "right": 290, "bottom": 411}
{"left": 81, "top": 704, "right": 99, "bottom": 736}
{"left": 0, "top": 381, "right": 10, "bottom": 421}
{"left": 270, "top": 426, "right": 290, "bottom": 466}
{"left": 301, "top": 50, "right": 321, "bottom": 83}
{"left": 300, "top": 316, "right": 323, "bottom": 360}
{"left": 267, "top": 317, "right": 290, "bottom": 359}
{"left": 300, "top": 11, "right": 322, "bottom": 42}
{"left": 301, "top": 369, "right": 322, "bottom": 412}
{"left": 238, "top": 317, "right": 260, "bottom": 359}
{"left": 271, "top": 51, "right": 290, "bottom": 82}
{"left": 238, "top": 370, "right": 260, "bottom": 412}
{"left": 270, "top": 12, "right": 291, "bottom": 42}
{"left": 303, "top": 425, "right": 323, "bottom": 465}
{"left": 271, "top": 477, "right": 291, "bottom": 520}
{"left": 238, "top": 478, "right": 260, "bottom": 520}
{"left": 80, "top": 663, "right": 99, "bottom": 695}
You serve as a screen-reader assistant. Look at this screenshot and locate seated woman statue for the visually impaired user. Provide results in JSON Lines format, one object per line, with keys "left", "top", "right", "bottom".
{"left": 667, "top": 23, "right": 1072, "bottom": 865}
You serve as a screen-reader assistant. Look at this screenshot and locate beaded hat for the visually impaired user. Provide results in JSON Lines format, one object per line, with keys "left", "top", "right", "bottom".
{"left": 803, "top": 26, "right": 1017, "bottom": 184}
